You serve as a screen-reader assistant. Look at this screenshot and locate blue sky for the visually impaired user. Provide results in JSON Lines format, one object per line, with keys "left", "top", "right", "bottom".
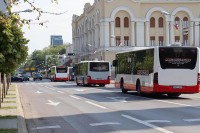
{"left": 12, "top": 0, "right": 94, "bottom": 55}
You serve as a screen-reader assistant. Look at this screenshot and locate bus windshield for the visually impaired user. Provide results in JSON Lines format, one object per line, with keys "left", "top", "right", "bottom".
{"left": 90, "top": 62, "right": 109, "bottom": 72}
{"left": 159, "top": 47, "right": 197, "bottom": 69}
{"left": 56, "top": 67, "right": 67, "bottom": 73}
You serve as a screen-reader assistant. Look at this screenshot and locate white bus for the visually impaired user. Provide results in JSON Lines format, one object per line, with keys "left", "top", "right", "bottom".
{"left": 74, "top": 61, "right": 111, "bottom": 86}
{"left": 49, "top": 66, "right": 71, "bottom": 82}
{"left": 113, "top": 46, "right": 200, "bottom": 97}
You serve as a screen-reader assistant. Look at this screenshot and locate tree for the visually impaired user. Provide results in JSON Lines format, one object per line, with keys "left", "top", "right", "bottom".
{"left": 0, "top": 12, "right": 29, "bottom": 74}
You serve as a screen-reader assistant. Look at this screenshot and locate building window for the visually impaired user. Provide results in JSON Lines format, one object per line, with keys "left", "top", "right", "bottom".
{"left": 115, "top": 17, "right": 120, "bottom": 27}
{"left": 116, "top": 36, "right": 121, "bottom": 46}
{"left": 150, "top": 17, "right": 155, "bottom": 28}
{"left": 124, "top": 36, "right": 129, "bottom": 46}
{"left": 175, "top": 36, "right": 180, "bottom": 42}
{"left": 158, "top": 17, "right": 163, "bottom": 28}
{"left": 150, "top": 36, "right": 155, "bottom": 46}
{"left": 159, "top": 36, "right": 164, "bottom": 46}
{"left": 124, "top": 17, "right": 129, "bottom": 27}
{"left": 183, "top": 17, "right": 188, "bottom": 29}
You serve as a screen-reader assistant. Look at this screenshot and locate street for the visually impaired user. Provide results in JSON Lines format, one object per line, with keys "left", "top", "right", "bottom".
{"left": 16, "top": 79, "right": 200, "bottom": 133}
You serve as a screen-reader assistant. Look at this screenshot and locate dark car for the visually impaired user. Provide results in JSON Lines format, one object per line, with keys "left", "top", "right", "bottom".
{"left": 11, "top": 76, "right": 23, "bottom": 82}
{"left": 33, "top": 74, "right": 42, "bottom": 81}
{"left": 21, "top": 75, "right": 29, "bottom": 81}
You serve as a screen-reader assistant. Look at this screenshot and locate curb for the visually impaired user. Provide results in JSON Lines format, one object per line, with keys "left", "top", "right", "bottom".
{"left": 16, "top": 85, "right": 28, "bottom": 133}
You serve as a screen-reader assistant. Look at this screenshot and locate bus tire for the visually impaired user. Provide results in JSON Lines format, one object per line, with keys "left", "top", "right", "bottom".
{"left": 167, "top": 93, "right": 181, "bottom": 98}
{"left": 120, "top": 78, "right": 127, "bottom": 94}
{"left": 99, "top": 84, "right": 105, "bottom": 87}
{"left": 136, "top": 80, "right": 142, "bottom": 95}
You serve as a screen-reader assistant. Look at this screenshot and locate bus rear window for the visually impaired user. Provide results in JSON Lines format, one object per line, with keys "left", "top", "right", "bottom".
{"left": 56, "top": 68, "right": 67, "bottom": 73}
{"left": 90, "top": 62, "right": 109, "bottom": 71}
{"left": 159, "top": 47, "right": 197, "bottom": 69}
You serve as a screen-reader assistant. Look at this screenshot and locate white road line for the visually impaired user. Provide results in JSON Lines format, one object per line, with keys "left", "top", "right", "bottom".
{"left": 184, "top": 118, "right": 200, "bottom": 122}
{"left": 145, "top": 120, "right": 171, "bottom": 123}
{"left": 86, "top": 101, "right": 107, "bottom": 109}
{"left": 90, "top": 122, "right": 121, "bottom": 126}
{"left": 122, "top": 114, "right": 173, "bottom": 133}
{"left": 70, "top": 95, "right": 81, "bottom": 100}
{"left": 49, "top": 88, "right": 55, "bottom": 90}
{"left": 57, "top": 91, "right": 64, "bottom": 94}
{"left": 155, "top": 100, "right": 200, "bottom": 109}
{"left": 31, "top": 125, "right": 61, "bottom": 130}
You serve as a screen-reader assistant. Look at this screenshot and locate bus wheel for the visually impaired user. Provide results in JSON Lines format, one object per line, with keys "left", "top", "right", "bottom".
{"left": 167, "top": 93, "right": 181, "bottom": 98}
{"left": 136, "top": 80, "right": 142, "bottom": 95}
{"left": 99, "top": 84, "right": 105, "bottom": 87}
{"left": 120, "top": 79, "right": 127, "bottom": 94}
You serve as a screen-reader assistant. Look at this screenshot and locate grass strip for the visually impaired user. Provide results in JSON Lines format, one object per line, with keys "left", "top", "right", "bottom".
{"left": 5, "top": 97, "right": 16, "bottom": 99}
{"left": 7, "top": 94, "right": 16, "bottom": 96}
{"left": 0, "top": 129, "right": 17, "bottom": 133}
{"left": 0, "top": 115, "right": 17, "bottom": 119}
{"left": 3, "top": 101, "right": 16, "bottom": 103}
{"left": 0, "top": 106, "right": 17, "bottom": 109}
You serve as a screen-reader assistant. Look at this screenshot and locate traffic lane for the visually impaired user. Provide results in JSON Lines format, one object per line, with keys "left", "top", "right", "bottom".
{"left": 18, "top": 82, "right": 200, "bottom": 133}
{"left": 68, "top": 86, "right": 200, "bottom": 133}
{"left": 17, "top": 82, "right": 165, "bottom": 133}
{"left": 17, "top": 82, "right": 78, "bottom": 133}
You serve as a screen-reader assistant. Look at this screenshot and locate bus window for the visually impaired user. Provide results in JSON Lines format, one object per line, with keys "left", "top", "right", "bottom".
{"left": 159, "top": 47, "right": 197, "bottom": 69}
{"left": 56, "top": 67, "right": 67, "bottom": 73}
{"left": 90, "top": 62, "right": 109, "bottom": 72}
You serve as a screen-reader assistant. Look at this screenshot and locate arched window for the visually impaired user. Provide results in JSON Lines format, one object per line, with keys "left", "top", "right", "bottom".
{"left": 150, "top": 17, "right": 155, "bottom": 28}
{"left": 115, "top": 17, "right": 120, "bottom": 27}
{"left": 158, "top": 17, "right": 163, "bottom": 27}
{"left": 124, "top": 17, "right": 129, "bottom": 27}
{"left": 183, "top": 17, "right": 189, "bottom": 28}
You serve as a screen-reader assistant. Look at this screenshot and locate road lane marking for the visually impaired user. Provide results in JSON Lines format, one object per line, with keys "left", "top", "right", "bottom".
{"left": 107, "top": 97, "right": 128, "bottom": 103}
{"left": 145, "top": 120, "right": 171, "bottom": 123}
{"left": 46, "top": 100, "right": 60, "bottom": 106}
{"left": 57, "top": 91, "right": 64, "bottom": 94}
{"left": 70, "top": 95, "right": 81, "bottom": 100}
{"left": 184, "top": 118, "right": 200, "bottom": 122}
{"left": 49, "top": 88, "right": 55, "bottom": 90}
{"left": 122, "top": 114, "right": 173, "bottom": 133}
{"left": 155, "top": 100, "right": 200, "bottom": 109}
{"left": 31, "top": 125, "right": 61, "bottom": 130}
{"left": 90, "top": 122, "right": 121, "bottom": 126}
{"left": 35, "top": 91, "right": 43, "bottom": 94}
{"left": 75, "top": 89, "right": 88, "bottom": 92}
{"left": 86, "top": 101, "right": 107, "bottom": 109}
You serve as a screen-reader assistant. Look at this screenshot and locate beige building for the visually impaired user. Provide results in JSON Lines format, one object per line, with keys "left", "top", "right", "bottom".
{"left": 71, "top": 0, "right": 200, "bottom": 63}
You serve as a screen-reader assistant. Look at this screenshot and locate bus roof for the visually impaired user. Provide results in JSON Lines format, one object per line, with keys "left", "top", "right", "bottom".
{"left": 116, "top": 46, "right": 198, "bottom": 55}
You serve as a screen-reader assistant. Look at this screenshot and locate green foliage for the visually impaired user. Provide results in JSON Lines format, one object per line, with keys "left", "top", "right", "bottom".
{"left": 0, "top": 12, "right": 29, "bottom": 74}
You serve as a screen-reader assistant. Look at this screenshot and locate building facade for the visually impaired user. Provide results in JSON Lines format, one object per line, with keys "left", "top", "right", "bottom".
{"left": 50, "top": 35, "right": 63, "bottom": 47}
{"left": 72, "top": 0, "right": 200, "bottom": 63}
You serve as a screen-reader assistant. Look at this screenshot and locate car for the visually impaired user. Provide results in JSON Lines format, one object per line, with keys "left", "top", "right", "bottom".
{"left": 21, "top": 75, "right": 29, "bottom": 81}
{"left": 11, "top": 76, "right": 23, "bottom": 82}
{"left": 33, "top": 74, "right": 42, "bottom": 81}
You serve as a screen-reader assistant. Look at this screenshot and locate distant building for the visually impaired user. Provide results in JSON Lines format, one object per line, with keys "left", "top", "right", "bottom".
{"left": 50, "top": 35, "right": 63, "bottom": 47}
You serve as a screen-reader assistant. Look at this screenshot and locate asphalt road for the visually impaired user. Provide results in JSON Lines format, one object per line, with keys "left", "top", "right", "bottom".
{"left": 16, "top": 79, "right": 200, "bottom": 133}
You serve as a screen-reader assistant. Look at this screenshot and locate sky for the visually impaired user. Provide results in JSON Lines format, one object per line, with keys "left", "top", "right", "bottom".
{"left": 12, "top": 0, "right": 94, "bottom": 55}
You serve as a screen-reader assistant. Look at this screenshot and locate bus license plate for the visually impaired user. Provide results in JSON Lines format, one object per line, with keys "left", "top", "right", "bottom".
{"left": 173, "top": 86, "right": 182, "bottom": 89}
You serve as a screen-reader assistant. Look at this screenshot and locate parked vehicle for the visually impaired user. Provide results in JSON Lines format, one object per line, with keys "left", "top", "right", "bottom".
{"left": 11, "top": 76, "right": 23, "bottom": 82}
{"left": 21, "top": 74, "right": 29, "bottom": 81}
{"left": 33, "top": 73, "right": 42, "bottom": 81}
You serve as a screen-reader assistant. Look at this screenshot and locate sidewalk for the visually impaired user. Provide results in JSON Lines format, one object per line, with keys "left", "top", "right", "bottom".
{"left": 0, "top": 84, "right": 27, "bottom": 133}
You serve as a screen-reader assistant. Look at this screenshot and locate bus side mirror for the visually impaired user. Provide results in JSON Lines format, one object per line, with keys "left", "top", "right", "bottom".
{"left": 112, "top": 60, "right": 118, "bottom": 67}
